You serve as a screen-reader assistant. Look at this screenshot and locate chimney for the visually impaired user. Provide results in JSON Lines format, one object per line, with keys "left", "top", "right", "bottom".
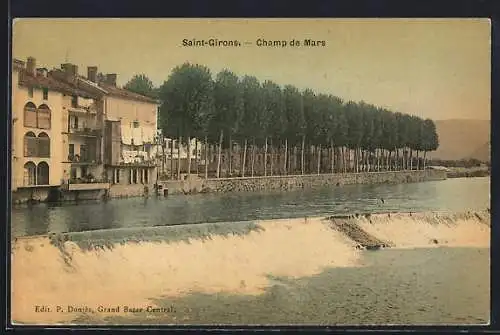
{"left": 72, "top": 64, "right": 79, "bottom": 77}
{"left": 87, "top": 66, "right": 97, "bottom": 82}
{"left": 61, "top": 63, "right": 77, "bottom": 77}
{"left": 97, "top": 72, "right": 105, "bottom": 84}
{"left": 105, "top": 73, "right": 117, "bottom": 86}
{"left": 26, "top": 57, "right": 36, "bottom": 76}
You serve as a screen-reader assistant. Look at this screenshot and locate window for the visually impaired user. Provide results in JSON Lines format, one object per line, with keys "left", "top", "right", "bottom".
{"left": 115, "top": 169, "right": 120, "bottom": 184}
{"left": 28, "top": 87, "right": 33, "bottom": 98}
{"left": 80, "top": 145, "right": 88, "bottom": 162}
{"left": 37, "top": 132, "right": 50, "bottom": 158}
{"left": 68, "top": 144, "right": 75, "bottom": 161}
{"left": 71, "top": 95, "right": 78, "bottom": 108}
{"left": 23, "top": 162, "right": 36, "bottom": 186}
{"left": 36, "top": 162, "right": 50, "bottom": 185}
{"left": 72, "top": 116, "right": 79, "bottom": 129}
{"left": 24, "top": 103, "right": 51, "bottom": 129}
{"left": 37, "top": 104, "right": 51, "bottom": 129}
{"left": 23, "top": 102, "right": 37, "bottom": 128}
{"left": 144, "top": 169, "right": 149, "bottom": 184}
{"left": 42, "top": 88, "right": 48, "bottom": 100}
{"left": 133, "top": 120, "right": 140, "bottom": 128}
{"left": 24, "top": 132, "right": 37, "bottom": 157}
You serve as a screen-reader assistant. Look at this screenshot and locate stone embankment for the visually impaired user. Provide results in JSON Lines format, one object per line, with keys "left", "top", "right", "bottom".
{"left": 195, "top": 170, "right": 446, "bottom": 194}
{"left": 11, "top": 170, "right": 447, "bottom": 204}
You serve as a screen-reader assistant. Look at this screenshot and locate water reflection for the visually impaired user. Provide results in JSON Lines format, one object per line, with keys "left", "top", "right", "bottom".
{"left": 11, "top": 177, "right": 490, "bottom": 237}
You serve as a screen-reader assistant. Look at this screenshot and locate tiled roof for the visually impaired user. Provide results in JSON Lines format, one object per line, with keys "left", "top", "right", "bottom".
{"left": 18, "top": 71, "right": 98, "bottom": 99}
{"left": 14, "top": 58, "right": 159, "bottom": 104}
{"left": 99, "top": 82, "right": 159, "bottom": 104}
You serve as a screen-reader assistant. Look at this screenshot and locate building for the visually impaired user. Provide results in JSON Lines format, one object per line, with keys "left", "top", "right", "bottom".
{"left": 11, "top": 57, "right": 104, "bottom": 192}
{"left": 88, "top": 70, "right": 160, "bottom": 186}
{"left": 11, "top": 57, "right": 160, "bottom": 200}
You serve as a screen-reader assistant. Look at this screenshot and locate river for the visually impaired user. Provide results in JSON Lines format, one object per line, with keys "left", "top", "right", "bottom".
{"left": 11, "top": 177, "right": 490, "bottom": 237}
{"left": 11, "top": 177, "right": 491, "bottom": 325}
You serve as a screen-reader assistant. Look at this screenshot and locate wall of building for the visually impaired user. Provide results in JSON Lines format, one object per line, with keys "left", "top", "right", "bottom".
{"left": 11, "top": 73, "right": 65, "bottom": 190}
{"left": 105, "top": 96, "right": 157, "bottom": 144}
{"left": 104, "top": 120, "right": 121, "bottom": 165}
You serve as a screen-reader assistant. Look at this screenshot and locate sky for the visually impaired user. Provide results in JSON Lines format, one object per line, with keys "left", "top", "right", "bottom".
{"left": 12, "top": 18, "right": 491, "bottom": 121}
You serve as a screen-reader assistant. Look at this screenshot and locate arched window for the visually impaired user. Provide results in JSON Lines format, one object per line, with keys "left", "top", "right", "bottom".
{"left": 36, "top": 161, "right": 50, "bottom": 185}
{"left": 23, "top": 162, "right": 36, "bottom": 186}
{"left": 23, "top": 102, "right": 37, "bottom": 128}
{"left": 23, "top": 132, "right": 37, "bottom": 157}
{"left": 37, "top": 104, "right": 51, "bottom": 129}
{"left": 38, "top": 132, "right": 50, "bottom": 158}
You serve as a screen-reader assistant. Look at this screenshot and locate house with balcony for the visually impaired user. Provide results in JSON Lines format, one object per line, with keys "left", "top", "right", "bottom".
{"left": 11, "top": 57, "right": 103, "bottom": 194}
{"left": 50, "top": 65, "right": 108, "bottom": 185}
{"left": 83, "top": 70, "right": 161, "bottom": 186}
{"left": 50, "top": 63, "right": 160, "bottom": 187}
{"left": 12, "top": 57, "right": 161, "bottom": 201}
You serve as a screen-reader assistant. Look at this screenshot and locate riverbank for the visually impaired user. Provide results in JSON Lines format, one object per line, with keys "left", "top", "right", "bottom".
{"left": 11, "top": 170, "right": 447, "bottom": 204}
{"left": 11, "top": 209, "right": 489, "bottom": 325}
{"left": 446, "top": 167, "right": 490, "bottom": 179}
{"left": 163, "top": 169, "right": 447, "bottom": 195}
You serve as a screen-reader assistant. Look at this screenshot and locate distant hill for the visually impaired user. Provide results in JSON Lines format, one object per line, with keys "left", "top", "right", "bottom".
{"left": 467, "top": 141, "right": 490, "bottom": 162}
{"left": 429, "top": 119, "right": 490, "bottom": 161}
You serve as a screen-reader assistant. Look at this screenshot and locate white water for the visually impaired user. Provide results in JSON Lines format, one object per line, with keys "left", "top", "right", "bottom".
{"left": 11, "top": 211, "right": 490, "bottom": 325}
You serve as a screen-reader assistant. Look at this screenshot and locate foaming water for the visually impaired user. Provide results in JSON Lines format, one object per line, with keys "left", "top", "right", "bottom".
{"left": 11, "top": 217, "right": 360, "bottom": 324}
{"left": 11, "top": 211, "right": 490, "bottom": 324}
{"left": 354, "top": 211, "right": 490, "bottom": 249}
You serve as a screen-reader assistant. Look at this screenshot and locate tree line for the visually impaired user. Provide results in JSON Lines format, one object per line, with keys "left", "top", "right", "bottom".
{"left": 125, "top": 63, "right": 439, "bottom": 180}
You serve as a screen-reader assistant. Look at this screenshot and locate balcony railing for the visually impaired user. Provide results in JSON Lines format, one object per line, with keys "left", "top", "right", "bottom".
{"left": 67, "top": 153, "right": 100, "bottom": 165}
{"left": 68, "top": 105, "right": 96, "bottom": 114}
{"left": 68, "top": 126, "right": 101, "bottom": 137}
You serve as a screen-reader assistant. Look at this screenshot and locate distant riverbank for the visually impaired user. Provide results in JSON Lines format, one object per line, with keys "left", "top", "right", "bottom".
{"left": 446, "top": 167, "right": 490, "bottom": 179}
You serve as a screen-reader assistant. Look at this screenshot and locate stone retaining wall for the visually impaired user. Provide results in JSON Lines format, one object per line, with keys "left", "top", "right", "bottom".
{"left": 12, "top": 187, "right": 51, "bottom": 204}
{"left": 199, "top": 170, "right": 447, "bottom": 194}
{"left": 12, "top": 170, "right": 447, "bottom": 203}
{"left": 108, "top": 184, "right": 155, "bottom": 198}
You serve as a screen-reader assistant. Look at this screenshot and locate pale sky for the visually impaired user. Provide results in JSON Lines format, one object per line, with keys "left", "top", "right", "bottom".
{"left": 12, "top": 18, "right": 491, "bottom": 120}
